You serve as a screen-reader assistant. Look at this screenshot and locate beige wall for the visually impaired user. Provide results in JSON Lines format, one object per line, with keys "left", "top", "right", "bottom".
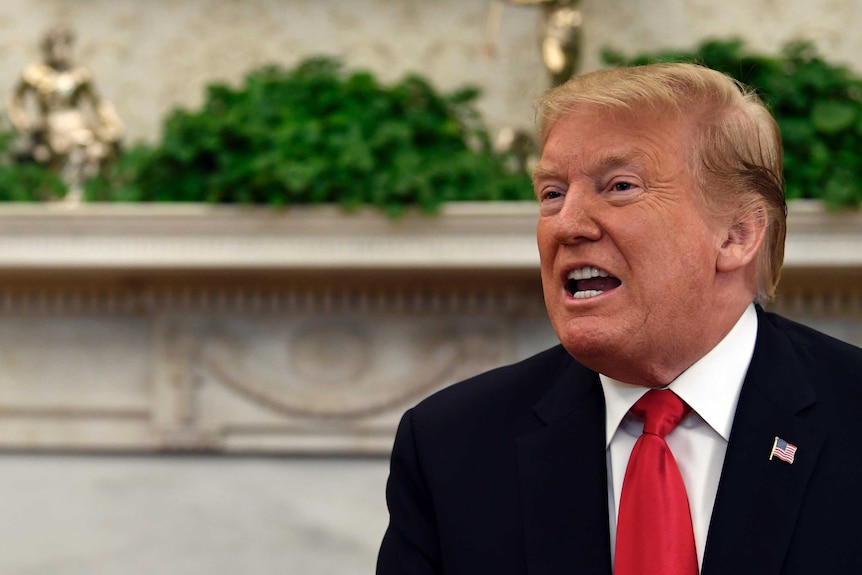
{"left": 583, "top": 0, "right": 862, "bottom": 73}
{"left": 2, "top": 0, "right": 861, "bottom": 145}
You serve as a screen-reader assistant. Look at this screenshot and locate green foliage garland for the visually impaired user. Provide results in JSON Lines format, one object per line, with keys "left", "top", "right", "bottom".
{"left": 0, "top": 131, "right": 66, "bottom": 201}
{"left": 603, "top": 39, "right": 862, "bottom": 209}
{"left": 86, "top": 57, "right": 534, "bottom": 215}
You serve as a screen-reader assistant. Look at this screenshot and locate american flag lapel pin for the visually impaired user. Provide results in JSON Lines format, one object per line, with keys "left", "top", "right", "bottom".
{"left": 769, "top": 436, "right": 797, "bottom": 464}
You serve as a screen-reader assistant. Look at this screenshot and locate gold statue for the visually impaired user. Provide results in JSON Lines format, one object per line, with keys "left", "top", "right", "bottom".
{"left": 487, "top": 1, "right": 582, "bottom": 175}
{"left": 487, "top": 0, "right": 583, "bottom": 87}
{"left": 7, "top": 26, "right": 123, "bottom": 200}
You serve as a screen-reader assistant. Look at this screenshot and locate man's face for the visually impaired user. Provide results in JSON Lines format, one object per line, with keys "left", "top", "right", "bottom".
{"left": 534, "top": 107, "right": 725, "bottom": 386}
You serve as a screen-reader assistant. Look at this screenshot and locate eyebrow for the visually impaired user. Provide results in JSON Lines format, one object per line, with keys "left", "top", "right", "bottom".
{"left": 531, "top": 165, "right": 558, "bottom": 184}
{"left": 532, "top": 148, "right": 650, "bottom": 184}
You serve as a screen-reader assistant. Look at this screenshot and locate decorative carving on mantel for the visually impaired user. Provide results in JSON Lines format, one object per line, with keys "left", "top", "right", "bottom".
{"left": 147, "top": 311, "right": 517, "bottom": 452}
{"left": 769, "top": 288, "right": 862, "bottom": 318}
{"left": 200, "top": 321, "right": 507, "bottom": 419}
{"left": 0, "top": 282, "right": 543, "bottom": 317}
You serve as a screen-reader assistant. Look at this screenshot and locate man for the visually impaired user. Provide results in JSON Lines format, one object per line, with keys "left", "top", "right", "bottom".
{"left": 377, "top": 63, "right": 862, "bottom": 574}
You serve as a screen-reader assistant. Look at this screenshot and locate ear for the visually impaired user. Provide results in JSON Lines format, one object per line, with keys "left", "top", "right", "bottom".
{"left": 716, "top": 206, "right": 767, "bottom": 273}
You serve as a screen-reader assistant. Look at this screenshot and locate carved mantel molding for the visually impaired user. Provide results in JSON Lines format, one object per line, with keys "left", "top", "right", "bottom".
{"left": 0, "top": 201, "right": 856, "bottom": 453}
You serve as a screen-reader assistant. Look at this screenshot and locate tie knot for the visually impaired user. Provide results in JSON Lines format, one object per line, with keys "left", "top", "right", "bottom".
{"left": 631, "top": 389, "right": 691, "bottom": 438}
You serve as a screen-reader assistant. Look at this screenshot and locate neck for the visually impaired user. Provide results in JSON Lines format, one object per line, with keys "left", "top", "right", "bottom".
{"left": 594, "top": 299, "right": 753, "bottom": 388}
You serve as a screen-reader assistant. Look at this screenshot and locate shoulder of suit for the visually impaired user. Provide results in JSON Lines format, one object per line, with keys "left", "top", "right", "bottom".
{"left": 758, "top": 310, "right": 862, "bottom": 413}
{"left": 760, "top": 309, "right": 862, "bottom": 360}
{"left": 410, "top": 344, "right": 577, "bottom": 420}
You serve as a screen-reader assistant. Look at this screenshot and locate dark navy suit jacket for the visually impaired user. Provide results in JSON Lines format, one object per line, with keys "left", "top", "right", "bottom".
{"left": 377, "top": 309, "right": 862, "bottom": 574}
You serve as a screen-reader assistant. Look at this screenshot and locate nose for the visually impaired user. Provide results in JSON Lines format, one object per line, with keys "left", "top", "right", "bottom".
{"left": 548, "top": 188, "right": 603, "bottom": 244}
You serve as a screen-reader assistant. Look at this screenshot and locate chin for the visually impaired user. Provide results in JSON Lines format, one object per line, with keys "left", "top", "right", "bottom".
{"left": 554, "top": 327, "right": 616, "bottom": 366}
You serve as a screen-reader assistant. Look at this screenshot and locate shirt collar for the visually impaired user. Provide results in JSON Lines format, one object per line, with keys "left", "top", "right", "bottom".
{"left": 600, "top": 303, "right": 758, "bottom": 447}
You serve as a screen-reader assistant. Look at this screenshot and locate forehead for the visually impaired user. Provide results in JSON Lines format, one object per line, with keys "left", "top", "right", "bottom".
{"left": 537, "top": 106, "right": 693, "bottom": 177}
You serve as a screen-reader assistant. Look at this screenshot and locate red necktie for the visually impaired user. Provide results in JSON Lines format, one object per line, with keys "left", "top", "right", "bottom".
{"left": 614, "top": 389, "right": 698, "bottom": 575}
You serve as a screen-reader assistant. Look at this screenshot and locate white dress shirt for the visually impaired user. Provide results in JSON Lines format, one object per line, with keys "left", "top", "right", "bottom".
{"left": 600, "top": 304, "right": 758, "bottom": 570}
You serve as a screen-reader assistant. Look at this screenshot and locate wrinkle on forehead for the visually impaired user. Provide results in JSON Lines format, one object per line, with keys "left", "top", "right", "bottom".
{"left": 537, "top": 111, "right": 695, "bottom": 183}
{"left": 578, "top": 148, "right": 653, "bottom": 178}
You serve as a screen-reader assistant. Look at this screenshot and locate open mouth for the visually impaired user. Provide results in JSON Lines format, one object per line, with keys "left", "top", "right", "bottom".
{"left": 565, "top": 266, "right": 622, "bottom": 299}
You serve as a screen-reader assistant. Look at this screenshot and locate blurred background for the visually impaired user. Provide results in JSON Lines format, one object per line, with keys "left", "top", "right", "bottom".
{"left": 0, "top": 1, "right": 859, "bottom": 573}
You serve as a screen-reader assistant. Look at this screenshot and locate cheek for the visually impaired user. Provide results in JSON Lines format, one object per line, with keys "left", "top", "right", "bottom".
{"left": 637, "top": 207, "right": 717, "bottom": 261}
{"left": 536, "top": 225, "right": 556, "bottom": 265}
{"left": 646, "top": 237, "right": 719, "bottom": 303}
{"left": 539, "top": 258, "right": 558, "bottom": 301}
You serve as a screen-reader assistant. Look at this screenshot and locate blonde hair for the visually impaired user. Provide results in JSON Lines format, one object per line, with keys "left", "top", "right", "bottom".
{"left": 536, "top": 63, "right": 787, "bottom": 301}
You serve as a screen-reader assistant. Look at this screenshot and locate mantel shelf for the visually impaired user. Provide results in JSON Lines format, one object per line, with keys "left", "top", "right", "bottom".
{"left": 0, "top": 200, "right": 856, "bottom": 271}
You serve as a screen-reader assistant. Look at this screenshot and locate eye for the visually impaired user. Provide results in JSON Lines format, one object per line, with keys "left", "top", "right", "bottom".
{"left": 601, "top": 177, "right": 643, "bottom": 204}
{"left": 603, "top": 178, "right": 643, "bottom": 198}
{"left": 537, "top": 187, "right": 565, "bottom": 202}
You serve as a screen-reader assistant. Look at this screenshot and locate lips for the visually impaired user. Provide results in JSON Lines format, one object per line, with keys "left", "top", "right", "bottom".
{"left": 565, "top": 266, "right": 622, "bottom": 299}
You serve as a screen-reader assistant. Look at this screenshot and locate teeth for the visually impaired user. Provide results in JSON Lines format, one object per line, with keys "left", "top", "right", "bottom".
{"left": 566, "top": 266, "right": 612, "bottom": 299}
{"left": 572, "top": 290, "right": 603, "bottom": 299}
{"left": 567, "top": 266, "right": 610, "bottom": 280}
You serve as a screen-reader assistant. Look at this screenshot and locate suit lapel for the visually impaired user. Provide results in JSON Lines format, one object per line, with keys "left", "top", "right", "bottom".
{"left": 517, "top": 360, "right": 612, "bottom": 575}
{"left": 702, "top": 310, "right": 825, "bottom": 575}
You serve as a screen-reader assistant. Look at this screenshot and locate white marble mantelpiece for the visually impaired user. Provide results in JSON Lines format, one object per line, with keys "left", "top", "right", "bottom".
{"left": 0, "top": 201, "right": 857, "bottom": 454}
